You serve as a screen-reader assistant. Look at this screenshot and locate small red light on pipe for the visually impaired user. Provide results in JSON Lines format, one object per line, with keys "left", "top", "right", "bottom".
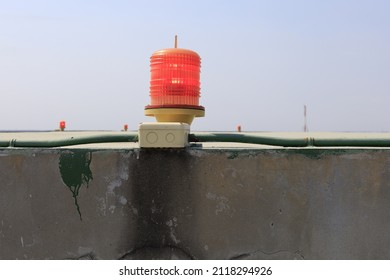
{"left": 59, "top": 121, "right": 66, "bottom": 131}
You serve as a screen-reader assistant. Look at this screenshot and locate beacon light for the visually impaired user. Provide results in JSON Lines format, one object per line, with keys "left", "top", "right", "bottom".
{"left": 59, "top": 120, "right": 66, "bottom": 131}
{"left": 144, "top": 36, "right": 205, "bottom": 125}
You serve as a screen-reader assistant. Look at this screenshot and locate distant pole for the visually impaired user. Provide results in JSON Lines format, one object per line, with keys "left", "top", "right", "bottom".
{"left": 304, "top": 105, "right": 308, "bottom": 132}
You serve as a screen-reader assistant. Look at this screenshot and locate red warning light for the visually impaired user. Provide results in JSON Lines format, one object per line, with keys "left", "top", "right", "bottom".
{"left": 144, "top": 36, "right": 205, "bottom": 125}
{"left": 59, "top": 120, "right": 66, "bottom": 131}
{"left": 148, "top": 48, "right": 202, "bottom": 109}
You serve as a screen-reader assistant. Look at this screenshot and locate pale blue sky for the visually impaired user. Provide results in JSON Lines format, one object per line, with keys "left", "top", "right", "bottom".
{"left": 1, "top": 0, "right": 389, "bottom": 131}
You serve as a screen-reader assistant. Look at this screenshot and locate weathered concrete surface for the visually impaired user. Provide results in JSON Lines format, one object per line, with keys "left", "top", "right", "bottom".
{"left": 1, "top": 146, "right": 390, "bottom": 259}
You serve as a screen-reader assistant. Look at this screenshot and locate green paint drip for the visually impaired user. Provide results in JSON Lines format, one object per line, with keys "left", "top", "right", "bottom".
{"left": 59, "top": 151, "right": 93, "bottom": 220}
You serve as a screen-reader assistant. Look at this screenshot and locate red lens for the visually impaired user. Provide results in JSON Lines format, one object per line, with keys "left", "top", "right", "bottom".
{"left": 59, "top": 121, "right": 66, "bottom": 130}
{"left": 149, "top": 48, "right": 201, "bottom": 107}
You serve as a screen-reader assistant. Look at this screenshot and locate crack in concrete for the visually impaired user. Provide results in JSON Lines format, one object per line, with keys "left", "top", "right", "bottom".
{"left": 230, "top": 249, "right": 305, "bottom": 260}
{"left": 66, "top": 252, "right": 97, "bottom": 260}
{"left": 119, "top": 245, "right": 196, "bottom": 260}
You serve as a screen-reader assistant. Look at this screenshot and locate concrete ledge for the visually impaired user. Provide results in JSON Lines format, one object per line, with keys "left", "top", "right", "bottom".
{"left": 1, "top": 132, "right": 390, "bottom": 259}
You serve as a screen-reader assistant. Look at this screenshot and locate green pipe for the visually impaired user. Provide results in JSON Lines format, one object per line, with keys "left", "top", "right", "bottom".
{"left": 312, "top": 137, "right": 390, "bottom": 147}
{"left": 1, "top": 131, "right": 390, "bottom": 148}
{"left": 190, "top": 133, "right": 390, "bottom": 147}
{"left": 0, "top": 133, "right": 138, "bottom": 148}
{"left": 189, "top": 133, "right": 309, "bottom": 147}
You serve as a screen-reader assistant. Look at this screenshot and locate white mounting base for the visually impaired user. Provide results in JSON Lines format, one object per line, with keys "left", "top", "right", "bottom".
{"left": 138, "top": 122, "right": 190, "bottom": 148}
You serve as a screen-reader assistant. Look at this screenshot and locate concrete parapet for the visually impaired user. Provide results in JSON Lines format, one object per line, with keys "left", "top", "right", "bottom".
{"left": 1, "top": 145, "right": 390, "bottom": 259}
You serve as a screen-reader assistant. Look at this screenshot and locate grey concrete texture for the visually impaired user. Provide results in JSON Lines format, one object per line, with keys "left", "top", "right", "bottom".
{"left": 0, "top": 147, "right": 390, "bottom": 259}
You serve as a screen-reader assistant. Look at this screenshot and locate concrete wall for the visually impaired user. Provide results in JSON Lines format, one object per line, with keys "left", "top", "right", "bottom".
{"left": 1, "top": 146, "right": 390, "bottom": 259}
